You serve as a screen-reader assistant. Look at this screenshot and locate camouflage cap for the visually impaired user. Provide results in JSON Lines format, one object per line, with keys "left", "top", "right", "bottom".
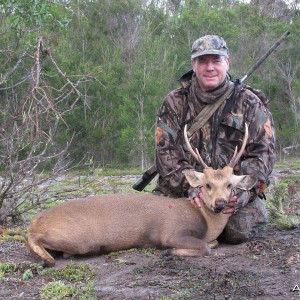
{"left": 191, "top": 35, "right": 229, "bottom": 59}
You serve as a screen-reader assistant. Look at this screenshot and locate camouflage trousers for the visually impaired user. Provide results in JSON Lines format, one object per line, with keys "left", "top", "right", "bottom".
{"left": 218, "top": 197, "right": 269, "bottom": 244}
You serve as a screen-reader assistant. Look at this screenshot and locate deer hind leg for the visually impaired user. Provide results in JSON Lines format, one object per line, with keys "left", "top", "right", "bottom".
{"left": 26, "top": 233, "right": 56, "bottom": 267}
{"left": 162, "top": 235, "right": 212, "bottom": 257}
{"left": 207, "top": 240, "right": 218, "bottom": 249}
{"left": 162, "top": 247, "right": 211, "bottom": 257}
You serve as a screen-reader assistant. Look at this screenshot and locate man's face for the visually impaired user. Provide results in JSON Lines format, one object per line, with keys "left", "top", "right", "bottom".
{"left": 191, "top": 54, "right": 230, "bottom": 91}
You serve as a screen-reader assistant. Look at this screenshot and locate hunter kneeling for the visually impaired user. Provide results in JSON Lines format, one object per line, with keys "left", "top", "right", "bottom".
{"left": 153, "top": 34, "right": 275, "bottom": 244}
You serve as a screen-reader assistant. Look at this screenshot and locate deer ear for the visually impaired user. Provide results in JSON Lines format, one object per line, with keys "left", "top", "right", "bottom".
{"left": 231, "top": 174, "right": 257, "bottom": 190}
{"left": 183, "top": 169, "right": 205, "bottom": 188}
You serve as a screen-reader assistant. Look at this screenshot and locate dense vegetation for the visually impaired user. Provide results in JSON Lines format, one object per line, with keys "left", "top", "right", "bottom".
{"left": 1, "top": 0, "right": 299, "bottom": 169}
{"left": 0, "top": 0, "right": 299, "bottom": 220}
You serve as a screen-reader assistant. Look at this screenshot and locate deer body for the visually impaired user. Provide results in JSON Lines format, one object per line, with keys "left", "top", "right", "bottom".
{"left": 27, "top": 192, "right": 232, "bottom": 266}
{"left": 27, "top": 123, "right": 256, "bottom": 266}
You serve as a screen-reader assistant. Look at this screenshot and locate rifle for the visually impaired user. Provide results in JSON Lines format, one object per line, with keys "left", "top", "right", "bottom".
{"left": 132, "top": 165, "right": 158, "bottom": 191}
{"left": 132, "top": 31, "right": 290, "bottom": 192}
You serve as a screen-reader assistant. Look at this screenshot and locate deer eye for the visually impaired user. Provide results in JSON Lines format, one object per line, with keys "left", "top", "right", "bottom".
{"left": 206, "top": 184, "right": 211, "bottom": 191}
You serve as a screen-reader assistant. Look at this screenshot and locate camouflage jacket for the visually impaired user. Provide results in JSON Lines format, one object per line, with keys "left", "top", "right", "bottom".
{"left": 155, "top": 71, "right": 276, "bottom": 204}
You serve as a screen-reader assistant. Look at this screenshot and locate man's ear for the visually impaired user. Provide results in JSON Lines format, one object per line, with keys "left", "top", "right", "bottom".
{"left": 183, "top": 169, "right": 205, "bottom": 188}
{"left": 225, "top": 56, "right": 230, "bottom": 71}
{"left": 191, "top": 58, "right": 197, "bottom": 72}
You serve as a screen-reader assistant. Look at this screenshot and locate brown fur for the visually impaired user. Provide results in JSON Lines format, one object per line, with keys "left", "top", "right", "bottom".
{"left": 26, "top": 170, "right": 257, "bottom": 266}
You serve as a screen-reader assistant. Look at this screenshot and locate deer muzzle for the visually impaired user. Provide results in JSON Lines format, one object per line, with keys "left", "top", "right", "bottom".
{"left": 214, "top": 199, "right": 227, "bottom": 213}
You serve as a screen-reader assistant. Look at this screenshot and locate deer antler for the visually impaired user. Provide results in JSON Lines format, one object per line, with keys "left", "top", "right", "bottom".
{"left": 183, "top": 125, "right": 209, "bottom": 169}
{"left": 228, "top": 123, "right": 249, "bottom": 168}
{"left": 184, "top": 123, "right": 249, "bottom": 169}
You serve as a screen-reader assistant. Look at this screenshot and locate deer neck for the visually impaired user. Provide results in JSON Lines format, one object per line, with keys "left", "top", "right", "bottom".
{"left": 200, "top": 204, "right": 231, "bottom": 243}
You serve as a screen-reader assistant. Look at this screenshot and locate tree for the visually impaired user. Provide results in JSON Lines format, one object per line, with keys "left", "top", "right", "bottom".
{"left": 0, "top": 1, "right": 93, "bottom": 223}
{"left": 1, "top": 0, "right": 299, "bottom": 212}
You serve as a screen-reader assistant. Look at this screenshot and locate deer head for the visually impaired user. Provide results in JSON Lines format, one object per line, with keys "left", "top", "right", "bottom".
{"left": 183, "top": 124, "right": 257, "bottom": 213}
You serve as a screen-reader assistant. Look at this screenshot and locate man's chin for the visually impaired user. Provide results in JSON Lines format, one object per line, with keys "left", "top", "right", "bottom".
{"left": 203, "top": 84, "right": 219, "bottom": 91}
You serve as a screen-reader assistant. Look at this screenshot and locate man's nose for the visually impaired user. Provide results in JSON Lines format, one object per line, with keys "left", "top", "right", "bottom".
{"left": 206, "top": 60, "right": 214, "bottom": 70}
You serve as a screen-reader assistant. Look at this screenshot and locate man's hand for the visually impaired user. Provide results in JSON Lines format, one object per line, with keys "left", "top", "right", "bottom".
{"left": 190, "top": 187, "right": 237, "bottom": 214}
{"left": 190, "top": 196, "right": 202, "bottom": 208}
{"left": 189, "top": 186, "right": 204, "bottom": 208}
{"left": 222, "top": 195, "right": 238, "bottom": 214}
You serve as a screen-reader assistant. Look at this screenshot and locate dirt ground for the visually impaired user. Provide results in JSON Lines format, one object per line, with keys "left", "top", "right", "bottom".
{"left": 1, "top": 225, "right": 300, "bottom": 299}
{"left": 1, "top": 169, "right": 300, "bottom": 300}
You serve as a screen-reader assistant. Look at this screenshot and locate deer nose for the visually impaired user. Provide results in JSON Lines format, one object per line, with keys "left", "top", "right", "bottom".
{"left": 214, "top": 199, "right": 227, "bottom": 213}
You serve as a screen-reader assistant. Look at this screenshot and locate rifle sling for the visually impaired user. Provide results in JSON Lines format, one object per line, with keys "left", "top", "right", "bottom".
{"left": 210, "top": 82, "right": 239, "bottom": 152}
{"left": 187, "top": 82, "right": 235, "bottom": 137}
{"left": 133, "top": 82, "right": 236, "bottom": 191}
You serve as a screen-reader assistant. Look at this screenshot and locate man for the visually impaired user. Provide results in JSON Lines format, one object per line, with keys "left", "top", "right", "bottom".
{"left": 154, "top": 35, "right": 275, "bottom": 244}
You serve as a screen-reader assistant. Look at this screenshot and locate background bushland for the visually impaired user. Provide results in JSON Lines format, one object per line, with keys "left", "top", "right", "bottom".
{"left": 0, "top": 0, "right": 299, "bottom": 171}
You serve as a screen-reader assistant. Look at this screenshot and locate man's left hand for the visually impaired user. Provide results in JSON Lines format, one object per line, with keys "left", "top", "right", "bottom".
{"left": 222, "top": 195, "right": 238, "bottom": 214}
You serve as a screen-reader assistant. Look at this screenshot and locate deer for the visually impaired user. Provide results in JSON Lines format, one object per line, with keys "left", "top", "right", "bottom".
{"left": 26, "top": 123, "right": 257, "bottom": 266}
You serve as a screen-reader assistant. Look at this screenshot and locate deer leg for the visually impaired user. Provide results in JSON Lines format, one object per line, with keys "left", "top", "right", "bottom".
{"left": 208, "top": 240, "right": 219, "bottom": 249}
{"left": 26, "top": 233, "right": 56, "bottom": 267}
{"left": 162, "top": 235, "right": 211, "bottom": 257}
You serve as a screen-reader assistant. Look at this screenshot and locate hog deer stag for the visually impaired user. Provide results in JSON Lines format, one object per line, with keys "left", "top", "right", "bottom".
{"left": 26, "top": 124, "right": 256, "bottom": 266}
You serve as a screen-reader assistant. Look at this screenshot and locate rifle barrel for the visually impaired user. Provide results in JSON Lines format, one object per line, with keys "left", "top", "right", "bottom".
{"left": 240, "top": 31, "right": 290, "bottom": 83}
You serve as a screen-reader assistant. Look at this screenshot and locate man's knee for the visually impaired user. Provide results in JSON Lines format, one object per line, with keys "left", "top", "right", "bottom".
{"left": 218, "top": 198, "right": 268, "bottom": 244}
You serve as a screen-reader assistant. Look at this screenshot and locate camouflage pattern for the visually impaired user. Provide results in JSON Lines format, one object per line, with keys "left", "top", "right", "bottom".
{"left": 191, "top": 35, "right": 229, "bottom": 59}
{"left": 154, "top": 71, "right": 275, "bottom": 243}
{"left": 218, "top": 197, "right": 269, "bottom": 244}
{"left": 155, "top": 73, "right": 275, "bottom": 197}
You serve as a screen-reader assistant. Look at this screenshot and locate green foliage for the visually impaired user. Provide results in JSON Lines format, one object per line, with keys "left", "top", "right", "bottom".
{"left": 0, "top": 228, "right": 27, "bottom": 243}
{"left": 22, "top": 269, "right": 34, "bottom": 280}
{"left": 0, "top": 259, "right": 97, "bottom": 298}
{"left": 42, "top": 261, "right": 97, "bottom": 281}
{"left": 0, "top": 262, "right": 17, "bottom": 275}
{"left": 266, "top": 172, "right": 300, "bottom": 230}
{"left": 40, "top": 262, "right": 97, "bottom": 299}
{"left": 1, "top": 0, "right": 299, "bottom": 169}
{"left": 0, "top": 261, "right": 43, "bottom": 281}
{"left": 1, "top": 0, "right": 70, "bottom": 30}
{"left": 40, "top": 280, "right": 96, "bottom": 300}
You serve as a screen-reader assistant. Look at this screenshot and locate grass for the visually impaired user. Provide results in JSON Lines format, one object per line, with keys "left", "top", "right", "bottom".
{"left": 0, "top": 262, "right": 18, "bottom": 279}
{"left": 97, "top": 167, "right": 143, "bottom": 176}
{"left": 71, "top": 166, "right": 143, "bottom": 177}
{"left": 0, "top": 227, "right": 27, "bottom": 243}
{"left": 0, "top": 261, "right": 43, "bottom": 282}
{"left": 1, "top": 159, "right": 299, "bottom": 299}
{"left": 0, "top": 259, "right": 97, "bottom": 299}
{"left": 7, "top": 167, "right": 146, "bottom": 224}
{"left": 266, "top": 158, "right": 300, "bottom": 229}
{"left": 42, "top": 261, "right": 97, "bottom": 281}
{"left": 40, "top": 280, "right": 96, "bottom": 300}
{"left": 19, "top": 167, "right": 149, "bottom": 223}
{"left": 40, "top": 262, "right": 97, "bottom": 299}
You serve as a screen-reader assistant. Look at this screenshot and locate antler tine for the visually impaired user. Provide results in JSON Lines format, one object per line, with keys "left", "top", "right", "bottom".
{"left": 232, "top": 146, "right": 238, "bottom": 159}
{"left": 228, "top": 123, "right": 249, "bottom": 168}
{"left": 183, "top": 125, "right": 209, "bottom": 169}
{"left": 195, "top": 148, "right": 209, "bottom": 169}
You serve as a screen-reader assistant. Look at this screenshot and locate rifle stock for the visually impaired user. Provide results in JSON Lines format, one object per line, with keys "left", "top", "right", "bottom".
{"left": 132, "top": 165, "right": 158, "bottom": 191}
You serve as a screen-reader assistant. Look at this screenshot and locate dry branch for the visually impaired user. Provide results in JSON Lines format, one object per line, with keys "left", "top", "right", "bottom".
{"left": 0, "top": 36, "right": 94, "bottom": 224}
